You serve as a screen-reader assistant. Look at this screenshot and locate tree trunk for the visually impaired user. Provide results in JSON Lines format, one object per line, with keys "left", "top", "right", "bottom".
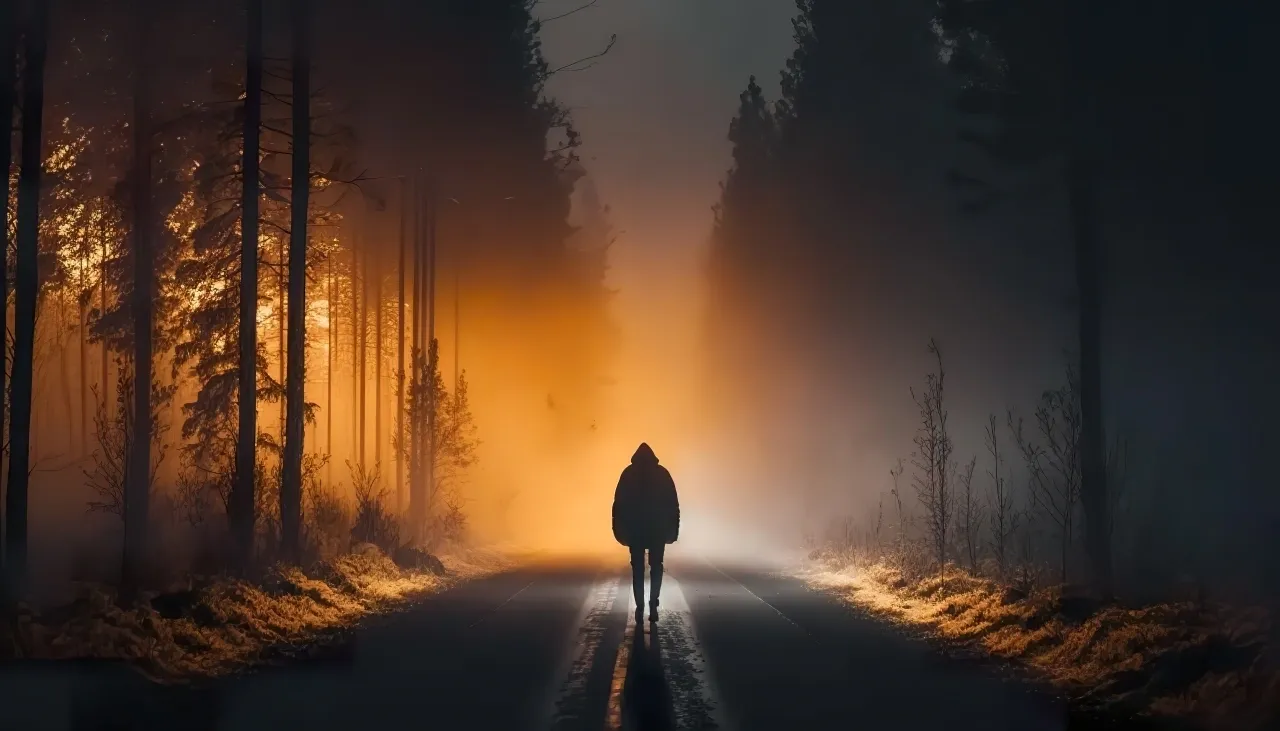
{"left": 123, "top": 0, "right": 155, "bottom": 593}
{"left": 355, "top": 227, "right": 366, "bottom": 468}
{"left": 5, "top": 0, "right": 49, "bottom": 597}
{"left": 1071, "top": 165, "right": 1110, "bottom": 596}
{"left": 57, "top": 308, "right": 71, "bottom": 456}
{"left": 453, "top": 267, "right": 459, "bottom": 392}
{"left": 374, "top": 247, "right": 382, "bottom": 479}
{"left": 396, "top": 179, "right": 406, "bottom": 513}
{"left": 326, "top": 251, "right": 333, "bottom": 486}
{"left": 408, "top": 174, "right": 422, "bottom": 531}
{"left": 425, "top": 188, "right": 436, "bottom": 514}
{"left": 78, "top": 270, "right": 87, "bottom": 456}
{"left": 280, "top": 0, "right": 310, "bottom": 565}
{"left": 278, "top": 232, "right": 285, "bottom": 438}
{"left": 357, "top": 227, "right": 366, "bottom": 465}
{"left": 232, "top": 0, "right": 262, "bottom": 572}
{"left": 0, "top": 0, "right": 13, "bottom": 558}
{"left": 350, "top": 229, "right": 358, "bottom": 466}
{"left": 1067, "top": 0, "right": 1112, "bottom": 600}
{"left": 1060, "top": 521, "right": 1070, "bottom": 584}
{"left": 100, "top": 241, "right": 110, "bottom": 419}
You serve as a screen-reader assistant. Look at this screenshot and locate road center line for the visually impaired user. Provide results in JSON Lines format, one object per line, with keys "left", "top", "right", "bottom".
{"left": 606, "top": 572, "right": 729, "bottom": 731}
{"left": 603, "top": 609, "right": 634, "bottom": 731}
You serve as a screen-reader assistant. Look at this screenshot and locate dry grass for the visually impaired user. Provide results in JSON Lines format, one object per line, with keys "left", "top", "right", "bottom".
{"left": 801, "top": 553, "right": 1279, "bottom": 731}
{"left": 0, "top": 544, "right": 510, "bottom": 682}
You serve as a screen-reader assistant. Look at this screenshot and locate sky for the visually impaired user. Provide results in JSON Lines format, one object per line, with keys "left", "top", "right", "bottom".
{"left": 538, "top": 0, "right": 796, "bottom": 344}
{"left": 535, "top": 1, "right": 798, "bottom": 496}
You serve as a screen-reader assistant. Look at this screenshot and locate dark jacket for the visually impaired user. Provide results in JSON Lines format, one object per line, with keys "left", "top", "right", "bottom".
{"left": 612, "top": 443, "right": 680, "bottom": 548}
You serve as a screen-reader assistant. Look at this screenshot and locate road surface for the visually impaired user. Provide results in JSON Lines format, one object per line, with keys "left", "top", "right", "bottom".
{"left": 5, "top": 554, "right": 1072, "bottom": 730}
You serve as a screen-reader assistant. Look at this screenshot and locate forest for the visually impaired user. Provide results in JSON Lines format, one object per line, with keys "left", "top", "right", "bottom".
{"left": 707, "top": 0, "right": 1276, "bottom": 603}
{"left": 0, "top": 0, "right": 1275, "bottom": 727}
{"left": 702, "top": 0, "right": 1277, "bottom": 724}
{"left": 0, "top": 0, "right": 616, "bottom": 613}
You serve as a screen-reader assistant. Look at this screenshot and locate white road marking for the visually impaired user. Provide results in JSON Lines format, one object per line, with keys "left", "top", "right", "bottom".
{"left": 705, "top": 559, "right": 803, "bottom": 633}
{"left": 605, "top": 573, "right": 730, "bottom": 730}
{"left": 543, "top": 575, "right": 619, "bottom": 730}
{"left": 466, "top": 579, "right": 536, "bottom": 629}
{"left": 546, "top": 570, "right": 731, "bottom": 731}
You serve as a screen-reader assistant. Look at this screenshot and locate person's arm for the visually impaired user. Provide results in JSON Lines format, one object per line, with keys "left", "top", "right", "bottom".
{"left": 663, "top": 468, "right": 680, "bottom": 543}
{"left": 612, "top": 468, "right": 629, "bottom": 545}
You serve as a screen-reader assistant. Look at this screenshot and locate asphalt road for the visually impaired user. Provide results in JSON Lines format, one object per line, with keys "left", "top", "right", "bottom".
{"left": 4, "top": 554, "right": 1073, "bottom": 731}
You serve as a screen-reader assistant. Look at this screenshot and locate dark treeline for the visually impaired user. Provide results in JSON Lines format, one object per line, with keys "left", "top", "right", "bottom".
{"left": 0, "top": 0, "right": 615, "bottom": 603}
{"left": 705, "top": 0, "right": 1279, "bottom": 600}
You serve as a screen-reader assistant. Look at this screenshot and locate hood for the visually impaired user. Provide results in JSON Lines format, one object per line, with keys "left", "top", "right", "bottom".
{"left": 631, "top": 442, "right": 659, "bottom": 465}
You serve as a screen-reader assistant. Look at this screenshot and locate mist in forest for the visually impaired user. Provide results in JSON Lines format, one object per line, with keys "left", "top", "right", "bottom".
{"left": 552, "top": 0, "right": 1279, "bottom": 603}
{"left": 6, "top": 0, "right": 634, "bottom": 601}
{"left": 2, "top": 0, "right": 1277, "bottom": 613}
{"left": 687, "top": 0, "right": 1280, "bottom": 603}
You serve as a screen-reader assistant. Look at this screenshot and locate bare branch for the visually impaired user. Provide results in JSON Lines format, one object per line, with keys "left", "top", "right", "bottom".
{"left": 539, "top": 0, "right": 601, "bottom": 23}
{"left": 910, "top": 338, "right": 952, "bottom": 573}
{"left": 545, "top": 33, "right": 617, "bottom": 77}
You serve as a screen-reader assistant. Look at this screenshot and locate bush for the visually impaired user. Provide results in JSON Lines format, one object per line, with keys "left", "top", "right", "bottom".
{"left": 304, "top": 481, "right": 352, "bottom": 563}
{"left": 348, "top": 461, "right": 399, "bottom": 553}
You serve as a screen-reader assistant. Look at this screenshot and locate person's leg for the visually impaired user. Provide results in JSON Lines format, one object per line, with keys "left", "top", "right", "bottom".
{"left": 629, "top": 545, "right": 645, "bottom": 609}
{"left": 648, "top": 544, "right": 665, "bottom": 615}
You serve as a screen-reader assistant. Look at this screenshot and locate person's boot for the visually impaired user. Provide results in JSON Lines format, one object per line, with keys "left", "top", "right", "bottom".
{"left": 648, "top": 600, "right": 659, "bottom": 622}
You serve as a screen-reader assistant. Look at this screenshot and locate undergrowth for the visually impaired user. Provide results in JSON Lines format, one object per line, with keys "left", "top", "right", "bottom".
{"left": 0, "top": 544, "right": 509, "bottom": 682}
{"left": 803, "top": 550, "right": 1278, "bottom": 731}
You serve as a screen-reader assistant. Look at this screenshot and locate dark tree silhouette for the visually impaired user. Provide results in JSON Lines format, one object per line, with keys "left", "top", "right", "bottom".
{"left": 406, "top": 179, "right": 423, "bottom": 533}
{"left": 396, "top": 179, "right": 407, "bottom": 510}
{"left": 399, "top": 337, "right": 478, "bottom": 538}
{"left": 385, "top": 0, "right": 608, "bottom": 451}
{"left": 703, "top": 2, "right": 928, "bottom": 436}
{"left": 281, "top": 0, "right": 311, "bottom": 564}
{"left": 0, "top": 4, "right": 14, "bottom": 561}
{"left": 934, "top": 0, "right": 1112, "bottom": 597}
{"left": 175, "top": 43, "right": 341, "bottom": 565}
{"left": 705, "top": 76, "right": 778, "bottom": 415}
{"left": 124, "top": 0, "right": 156, "bottom": 592}
{"left": 232, "top": 0, "right": 264, "bottom": 572}
{"left": 6, "top": 0, "right": 50, "bottom": 597}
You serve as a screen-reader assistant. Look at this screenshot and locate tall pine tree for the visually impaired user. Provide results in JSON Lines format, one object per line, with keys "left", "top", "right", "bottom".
{"left": 935, "top": 0, "right": 1113, "bottom": 596}
{"left": 6, "top": 0, "right": 50, "bottom": 598}
{"left": 280, "top": 0, "right": 311, "bottom": 564}
{"left": 389, "top": 0, "right": 610, "bottom": 435}
{"left": 705, "top": 76, "right": 778, "bottom": 419}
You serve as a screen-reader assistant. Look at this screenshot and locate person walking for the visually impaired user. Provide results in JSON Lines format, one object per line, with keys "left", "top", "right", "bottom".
{"left": 611, "top": 442, "right": 680, "bottom": 622}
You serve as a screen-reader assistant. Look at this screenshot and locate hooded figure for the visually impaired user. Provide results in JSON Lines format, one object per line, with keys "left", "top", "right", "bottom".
{"left": 612, "top": 442, "right": 680, "bottom": 621}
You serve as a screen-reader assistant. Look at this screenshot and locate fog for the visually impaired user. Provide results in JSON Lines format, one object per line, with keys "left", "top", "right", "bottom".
{"left": 546, "top": 0, "right": 1280, "bottom": 600}
{"left": 6, "top": 0, "right": 1278, "bottom": 608}
{"left": 539, "top": 0, "right": 1076, "bottom": 555}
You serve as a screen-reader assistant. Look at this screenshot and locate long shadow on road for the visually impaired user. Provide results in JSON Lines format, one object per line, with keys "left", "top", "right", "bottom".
{"left": 617, "top": 619, "right": 676, "bottom": 731}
